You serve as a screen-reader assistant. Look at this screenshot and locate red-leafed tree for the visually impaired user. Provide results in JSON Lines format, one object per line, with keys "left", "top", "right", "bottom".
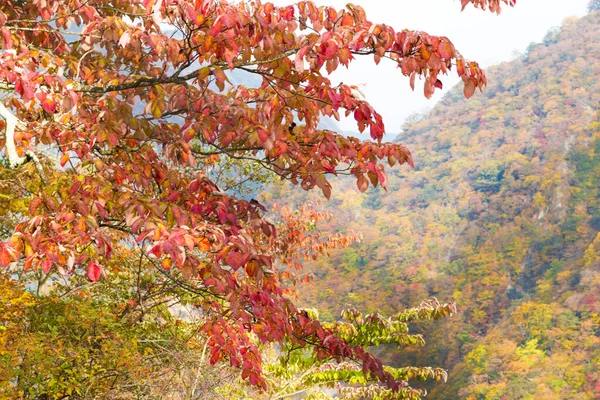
{"left": 0, "top": 0, "right": 514, "bottom": 396}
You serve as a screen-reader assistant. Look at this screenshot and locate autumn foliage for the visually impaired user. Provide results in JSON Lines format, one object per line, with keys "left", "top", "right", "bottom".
{"left": 271, "top": 11, "right": 600, "bottom": 399}
{"left": 0, "top": 0, "right": 515, "bottom": 396}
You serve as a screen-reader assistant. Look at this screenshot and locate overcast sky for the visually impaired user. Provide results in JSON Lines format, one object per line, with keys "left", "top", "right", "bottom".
{"left": 271, "top": 0, "right": 591, "bottom": 133}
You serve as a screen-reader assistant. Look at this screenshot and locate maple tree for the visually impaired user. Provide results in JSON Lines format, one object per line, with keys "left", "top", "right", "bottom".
{"left": 0, "top": 0, "right": 515, "bottom": 396}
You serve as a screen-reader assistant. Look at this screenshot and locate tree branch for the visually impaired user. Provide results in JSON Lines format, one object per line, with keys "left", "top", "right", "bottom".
{"left": 0, "top": 103, "right": 47, "bottom": 183}
{"left": 76, "top": 48, "right": 300, "bottom": 94}
{"left": 0, "top": 102, "right": 26, "bottom": 167}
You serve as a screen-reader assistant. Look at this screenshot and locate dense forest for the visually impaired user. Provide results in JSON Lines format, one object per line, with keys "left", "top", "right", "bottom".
{"left": 264, "top": 10, "right": 600, "bottom": 399}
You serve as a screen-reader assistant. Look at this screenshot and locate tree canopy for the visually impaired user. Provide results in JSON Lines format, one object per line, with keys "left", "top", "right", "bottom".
{"left": 0, "top": 0, "right": 515, "bottom": 397}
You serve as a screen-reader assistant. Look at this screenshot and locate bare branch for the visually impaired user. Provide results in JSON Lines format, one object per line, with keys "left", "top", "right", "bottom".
{"left": 77, "top": 48, "right": 300, "bottom": 94}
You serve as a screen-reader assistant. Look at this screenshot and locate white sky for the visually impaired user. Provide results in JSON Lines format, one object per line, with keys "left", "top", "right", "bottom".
{"left": 271, "top": 0, "right": 590, "bottom": 133}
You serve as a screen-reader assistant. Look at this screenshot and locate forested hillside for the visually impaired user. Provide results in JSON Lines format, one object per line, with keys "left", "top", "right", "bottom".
{"left": 265, "top": 11, "right": 600, "bottom": 399}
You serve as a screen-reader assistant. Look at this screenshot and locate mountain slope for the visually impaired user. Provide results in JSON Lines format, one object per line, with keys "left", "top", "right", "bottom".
{"left": 264, "top": 11, "right": 600, "bottom": 398}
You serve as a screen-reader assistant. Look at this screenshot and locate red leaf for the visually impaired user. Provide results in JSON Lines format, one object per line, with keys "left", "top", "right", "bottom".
{"left": 70, "top": 180, "right": 82, "bottom": 195}
{"left": 29, "top": 197, "right": 43, "bottom": 214}
{"left": 41, "top": 258, "right": 52, "bottom": 273}
{"left": 41, "top": 95, "right": 57, "bottom": 114}
{"left": 281, "top": 5, "right": 295, "bottom": 21}
{"left": 87, "top": 262, "right": 101, "bottom": 281}
{"left": 249, "top": 372, "right": 259, "bottom": 386}
{"left": 258, "top": 129, "right": 269, "bottom": 143}
{"left": 353, "top": 108, "right": 365, "bottom": 122}
{"left": 130, "top": 217, "right": 143, "bottom": 234}
{"left": 327, "top": 7, "right": 337, "bottom": 21}
{"left": 210, "top": 20, "right": 223, "bottom": 36}
{"left": 226, "top": 251, "right": 248, "bottom": 271}
{"left": 438, "top": 41, "right": 454, "bottom": 60}
{"left": 0, "top": 243, "right": 12, "bottom": 267}
{"left": 210, "top": 348, "right": 222, "bottom": 365}
{"left": 241, "top": 367, "right": 250, "bottom": 379}
{"left": 324, "top": 41, "right": 338, "bottom": 58}
{"left": 294, "top": 46, "right": 309, "bottom": 71}
{"left": 406, "top": 152, "right": 415, "bottom": 168}
{"left": 1, "top": 28, "right": 12, "bottom": 48}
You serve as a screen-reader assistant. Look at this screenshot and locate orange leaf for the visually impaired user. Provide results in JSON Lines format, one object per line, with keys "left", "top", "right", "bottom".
{"left": 357, "top": 174, "right": 369, "bottom": 192}
{"left": 340, "top": 13, "right": 353, "bottom": 26}
{"left": 456, "top": 59, "right": 465, "bottom": 76}
{"left": 463, "top": 79, "right": 476, "bottom": 99}
{"left": 59, "top": 152, "right": 70, "bottom": 167}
